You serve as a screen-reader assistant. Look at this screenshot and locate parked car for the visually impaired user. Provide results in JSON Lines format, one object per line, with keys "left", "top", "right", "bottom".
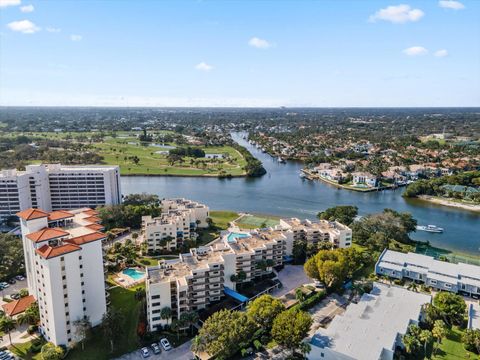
{"left": 10, "top": 293, "right": 21, "bottom": 300}
{"left": 160, "top": 338, "right": 172, "bottom": 351}
{"left": 8, "top": 278, "right": 16, "bottom": 285}
{"left": 140, "top": 347, "right": 150, "bottom": 358}
{"left": 15, "top": 275, "right": 25, "bottom": 281}
{"left": 151, "top": 343, "right": 161, "bottom": 354}
{"left": 314, "top": 280, "right": 325, "bottom": 289}
{"left": 0, "top": 282, "right": 9, "bottom": 288}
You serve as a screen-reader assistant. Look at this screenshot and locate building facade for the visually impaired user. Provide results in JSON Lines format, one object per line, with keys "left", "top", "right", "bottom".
{"left": 142, "top": 198, "right": 209, "bottom": 252}
{"left": 17, "top": 207, "right": 107, "bottom": 347}
{"left": 278, "top": 218, "right": 352, "bottom": 249}
{"left": 0, "top": 164, "right": 121, "bottom": 222}
{"left": 145, "top": 228, "right": 287, "bottom": 331}
{"left": 376, "top": 249, "right": 480, "bottom": 297}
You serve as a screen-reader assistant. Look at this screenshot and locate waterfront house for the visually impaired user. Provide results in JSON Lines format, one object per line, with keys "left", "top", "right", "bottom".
{"left": 352, "top": 172, "right": 379, "bottom": 187}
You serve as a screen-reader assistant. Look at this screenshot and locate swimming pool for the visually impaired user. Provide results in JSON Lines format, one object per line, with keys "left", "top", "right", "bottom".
{"left": 227, "top": 232, "right": 251, "bottom": 243}
{"left": 122, "top": 268, "right": 145, "bottom": 281}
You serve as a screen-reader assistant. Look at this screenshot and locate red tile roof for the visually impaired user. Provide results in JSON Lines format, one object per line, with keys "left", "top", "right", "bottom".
{"left": 47, "top": 210, "right": 74, "bottom": 221}
{"left": 1, "top": 295, "right": 36, "bottom": 316}
{"left": 26, "top": 227, "right": 69, "bottom": 243}
{"left": 83, "top": 209, "right": 99, "bottom": 216}
{"left": 16, "top": 208, "right": 49, "bottom": 221}
{"left": 85, "top": 223, "right": 104, "bottom": 231}
{"left": 65, "top": 231, "right": 106, "bottom": 245}
{"left": 84, "top": 216, "right": 101, "bottom": 223}
{"left": 36, "top": 243, "right": 81, "bottom": 259}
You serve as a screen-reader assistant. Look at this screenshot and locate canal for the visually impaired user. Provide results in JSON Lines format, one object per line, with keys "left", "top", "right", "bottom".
{"left": 121, "top": 132, "right": 480, "bottom": 255}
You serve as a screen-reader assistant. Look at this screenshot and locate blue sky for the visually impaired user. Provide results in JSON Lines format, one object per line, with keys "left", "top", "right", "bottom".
{"left": 0, "top": 0, "right": 479, "bottom": 107}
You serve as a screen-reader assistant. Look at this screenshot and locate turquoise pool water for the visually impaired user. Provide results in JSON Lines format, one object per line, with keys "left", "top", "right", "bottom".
{"left": 122, "top": 268, "right": 145, "bottom": 281}
{"left": 227, "top": 232, "right": 251, "bottom": 243}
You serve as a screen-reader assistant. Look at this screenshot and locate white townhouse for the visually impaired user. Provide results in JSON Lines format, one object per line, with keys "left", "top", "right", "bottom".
{"left": 0, "top": 164, "right": 121, "bottom": 222}
{"left": 309, "top": 282, "right": 431, "bottom": 360}
{"left": 142, "top": 198, "right": 209, "bottom": 252}
{"left": 376, "top": 249, "right": 480, "bottom": 297}
{"left": 17, "top": 207, "right": 107, "bottom": 347}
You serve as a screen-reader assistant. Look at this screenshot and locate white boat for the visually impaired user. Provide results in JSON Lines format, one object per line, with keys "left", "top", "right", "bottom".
{"left": 277, "top": 157, "right": 286, "bottom": 163}
{"left": 416, "top": 225, "right": 444, "bottom": 233}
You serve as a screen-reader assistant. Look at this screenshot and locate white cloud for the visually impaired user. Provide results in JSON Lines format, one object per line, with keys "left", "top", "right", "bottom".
{"left": 70, "top": 34, "right": 82, "bottom": 41}
{"left": 46, "top": 27, "right": 61, "bottom": 33}
{"left": 248, "top": 37, "right": 272, "bottom": 49}
{"left": 195, "top": 62, "right": 213, "bottom": 71}
{"left": 20, "top": 4, "right": 33, "bottom": 12}
{"left": 434, "top": 49, "right": 448, "bottom": 57}
{"left": 439, "top": 0, "right": 465, "bottom": 10}
{"left": 403, "top": 46, "right": 428, "bottom": 56}
{"left": 7, "top": 19, "right": 40, "bottom": 34}
{"left": 0, "top": 0, "right": 21, "bottom": 8}
{"left": 369, "top": 4, "right": 424, "bottom": 24}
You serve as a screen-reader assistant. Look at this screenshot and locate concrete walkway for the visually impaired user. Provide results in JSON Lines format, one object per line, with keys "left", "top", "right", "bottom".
{"left": 0, "top": 324, "right": 36, "bottom": 348}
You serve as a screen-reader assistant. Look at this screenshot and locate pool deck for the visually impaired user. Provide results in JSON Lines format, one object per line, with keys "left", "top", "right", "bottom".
{"left": 113, "top": 267, "right": 146, "bottom": 288}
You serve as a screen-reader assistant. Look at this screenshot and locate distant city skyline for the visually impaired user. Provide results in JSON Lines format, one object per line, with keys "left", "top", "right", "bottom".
{"left": 1, "top": 0, "right": 479, "bottom": 107}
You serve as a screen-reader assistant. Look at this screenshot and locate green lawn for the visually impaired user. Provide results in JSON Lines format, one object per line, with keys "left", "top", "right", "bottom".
{"left": 432, "top": 326, "right": 479, "bottom": 360}
{"left": 235, "top": 214, "right": 280, "bottom": 229}
{"left": 94, "top": 136, "right": 247, "bottom": 176}
{"left": 196, "top": 211, "right": 239, "bottom": 245}
{"left": 67, "top": 284, "right": 145, "bottom": 360}
{"left": 3, "top": 131, "right": 248, "bottom": 177}
{"left": 9, "top": 338, "right": 45, "bottom": 360}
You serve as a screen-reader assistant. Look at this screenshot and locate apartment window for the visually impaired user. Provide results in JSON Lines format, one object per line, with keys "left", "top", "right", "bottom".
{"left": 445, "top": 283, "right": 452, "bottom": 289}
{"left": 65, "top": 303, "right": 68, "bottom": 307}
{"left": 80, "top": 273, "right": 84, "bottom": 277}
{"left": 430, "top": 280, "right": 437, "bottom": 285}
{"left": 151, "top": 295, "right": 160, "bottom": 299}
{"left": 67, "top": 330, "right": 71, "bottom": 334}
{"left": 68, "top": 338, "right": 72, "bottom": 342}
{"left": 83, "top": 307, "right": 86, "bottom": 311}
{"left": 61, "top": 267, "right": 65, "bottom": 271}
{"left": 64, "top": 294, "right": 67, "bottom": 298}
{"left": 66, "top": 312, "right": 69, "bottom": 316}
{"left": 79, "top": 256, "right": 82, "bottom": 260}
{"left": 80, "top": 265, "right": 83, "bottom": 269}
{"left": 63, "top": 285, "right": 67, "bottom": 289}
{"left": 60, "top": 257, "right": 64, "bottom": 261}
{"left": 83, "top": 299, "right": 86, "bottom": 303}
{"left": 81, "top": 282, "right": 84, "bottom": 286}
{"left": 62, "top": 276, "right": 66, "bottom": 280}
{"left": 66, "top": 321, "right": 70, "bottom": 325}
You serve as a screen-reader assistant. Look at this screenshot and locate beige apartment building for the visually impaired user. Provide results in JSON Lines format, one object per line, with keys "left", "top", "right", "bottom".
{"left": 142, "top": 198, "right": 209, "bottom": 252}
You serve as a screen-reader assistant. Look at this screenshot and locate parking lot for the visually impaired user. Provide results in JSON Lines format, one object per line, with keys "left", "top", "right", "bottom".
{"left": 0, "top": 277, "right": 28, "bottom": 302}
{"left": 115, "top": 340, "right": 193, "bottom": 360}
{"left": 272, "top": 265, "right": 313, "bottom": 297}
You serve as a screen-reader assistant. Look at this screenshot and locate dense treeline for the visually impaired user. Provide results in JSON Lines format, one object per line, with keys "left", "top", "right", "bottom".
{"left": 403, "top": 171, "right": 480, "bottom": 200}
{"left": 169, "top": 146, "right": 206, "bottom": 158}
{"left": 0, "top": 234, "right": 25, "bottom": 281}
{"left": 231, "top": 143, "right": 266, "bottom": 177}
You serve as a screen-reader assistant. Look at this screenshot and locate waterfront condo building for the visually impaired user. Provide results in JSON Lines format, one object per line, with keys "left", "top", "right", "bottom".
{"left": 278, "top": 218, "right": 352, "bottom": 249}
{"left": 142, "top": 198, "right": 209, "bottom": 252}
{"left": 376, "top": 249, "right": 480, "bottom": 297}
{"left": 17, "top": 207, "right": 107, "bottom": 347}
{"left": 145, "top": 228, "right": 286, "bottom": 331}
{"left": 0, "top": 164, "right": 121, "bottom": 223}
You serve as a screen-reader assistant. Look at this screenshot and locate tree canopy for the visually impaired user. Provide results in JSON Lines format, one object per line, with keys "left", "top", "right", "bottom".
{"left": 271, "top": 310, "right": 312, "bottom": 351}
{"left": 246, "top": 295, "right": 285, "bottom": 331}
{"left": 318, "top": 205, "right": 358, "bottom": 225}
{"left": 0, "top": 234, "right": 25, "bottom": 282}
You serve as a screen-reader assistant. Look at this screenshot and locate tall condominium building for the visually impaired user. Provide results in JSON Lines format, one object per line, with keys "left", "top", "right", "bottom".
{"left": 17, "top": 207, "right": 107, "bottom": 346}
{"left": 146, "top": 228, "right": 287, "bottom": 331}
{"left": 0, "top": 164, "right": 121, "bottom": 222}
{"left": 278, "top": 218, "right": 352, "bottom": 249}
{"left": 142, "top": 198, "right": 209, "bottom": 252}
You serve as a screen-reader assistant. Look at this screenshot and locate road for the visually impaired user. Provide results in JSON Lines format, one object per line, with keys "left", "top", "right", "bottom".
{"left": 115, "top": 340, "right": 193, "bottom": 360}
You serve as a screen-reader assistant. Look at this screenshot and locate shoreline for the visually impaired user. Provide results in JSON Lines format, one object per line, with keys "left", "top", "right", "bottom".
{"left": 417, "top": 195, "right": 480, "bottom": 212}
{"left": 120, "top": 172, "right": 247, "bottom": 178}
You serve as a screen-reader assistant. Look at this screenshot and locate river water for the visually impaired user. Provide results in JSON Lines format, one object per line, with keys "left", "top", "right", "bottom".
{"left": 121, "top": 133, "right": 479, "bottom": 255}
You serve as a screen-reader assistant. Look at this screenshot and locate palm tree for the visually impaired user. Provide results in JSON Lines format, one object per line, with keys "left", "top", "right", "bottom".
{"left": 170, "top": 319, "right": 183, "bottom": 341}
{"left": 180, "top": 311, "right": 199, "bottom": 335}
{"left": 295, "top": 288, "right": 306, "bottom": 303}
{"left": 432, "top": 320, "right": 448, "bottom": 356}
{"left": 191, "top": 335, "right": 205, "bottom": 354}
{"left": 419, "top": 329, "right": 433, "bottom": 358}
{"left": 73, "top": 317, "right": 91, "bottom": 351}
{"left": 0, "top": 316, "right": 16, "bottom": 345}
{"left": 298, "top": 342, "right": 311, "bottom": 357}
{"left": 101, "top": 308, "right": 124, "bottom": 353}
{"left": 407, "top": 282, "right": 418, "bottom": 292}
{"left": 160, "top": 307, "right": 172, "bottom": 325}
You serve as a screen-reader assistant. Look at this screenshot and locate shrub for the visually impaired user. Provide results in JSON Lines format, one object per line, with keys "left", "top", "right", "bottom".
{"left": 253, "top": 339, "right": 263, "bottom": 351}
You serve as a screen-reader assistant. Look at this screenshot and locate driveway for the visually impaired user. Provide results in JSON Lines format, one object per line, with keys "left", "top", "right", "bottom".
{"left": 272, "top": 265, "right": 312, "bottom": 297}
{"left": 115, "top": 340, "right": 193, "bottom": 360}
{"left": 308, "top": 294, "right": 348, "bottom": 335}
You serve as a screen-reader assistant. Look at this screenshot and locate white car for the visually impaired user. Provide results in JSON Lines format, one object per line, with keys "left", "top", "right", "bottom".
{"left": 15, "top": 275, "right": 25, "bottom": 281}
{"left": 151, "top": 343, "right": 161, "bottom": 354}
{"left": 160, "top": 338, "right": 172, "bottom": 351}
{"left": 140, "top": 347, "right": 150, "bottom": 358}
{"left": 0, "top": 282, "right": 9, "bottom": 289}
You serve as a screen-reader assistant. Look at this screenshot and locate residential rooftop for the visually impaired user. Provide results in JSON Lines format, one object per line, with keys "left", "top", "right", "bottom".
{"left": 310, "top": 282, "right": 431, "bottom": 360}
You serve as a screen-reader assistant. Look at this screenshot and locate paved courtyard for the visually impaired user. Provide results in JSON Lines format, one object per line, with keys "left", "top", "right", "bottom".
{"left": 272, "top": 265, "right": 313, "bottom": 297}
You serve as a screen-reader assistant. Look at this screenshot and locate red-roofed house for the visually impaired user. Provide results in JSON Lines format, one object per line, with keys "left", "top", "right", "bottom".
{"left": 1, "top": 295, "right": 36, "bottom": 317}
